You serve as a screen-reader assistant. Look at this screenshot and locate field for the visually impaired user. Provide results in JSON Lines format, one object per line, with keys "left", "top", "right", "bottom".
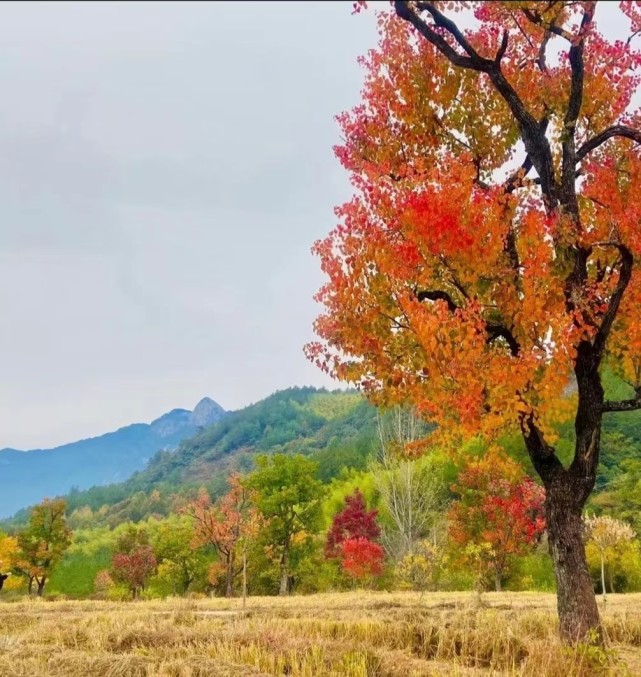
{"left": 0, "top": 592, "right": 639, "bottom": 676}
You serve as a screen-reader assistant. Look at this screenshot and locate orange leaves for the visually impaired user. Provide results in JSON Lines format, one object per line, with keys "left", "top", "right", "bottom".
{"left": 307, "top": 1, "right": 641, "bottom": 448}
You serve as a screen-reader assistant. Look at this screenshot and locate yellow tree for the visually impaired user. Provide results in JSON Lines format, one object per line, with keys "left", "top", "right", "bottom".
{"left": 0, "top": 533, "right": 19, "bottom": 592}
{"left": 308, "top": 1, "right": 641, "bottom": 642}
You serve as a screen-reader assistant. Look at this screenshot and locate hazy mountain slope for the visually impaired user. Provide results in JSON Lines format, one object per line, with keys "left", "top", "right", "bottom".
{"left": 0, "top": 397, "right": 225, "bottom": 517}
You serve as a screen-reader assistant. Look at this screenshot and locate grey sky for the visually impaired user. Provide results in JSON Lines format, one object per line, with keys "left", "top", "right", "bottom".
{"left": 0, "top": 2, "right": 633, "bottom": 450}
{"left": 0, "top": 1, "right": 379, "bottom": 449}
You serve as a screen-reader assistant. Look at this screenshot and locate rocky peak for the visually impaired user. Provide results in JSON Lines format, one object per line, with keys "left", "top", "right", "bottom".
{"left": 190, "top": 397, "right": 225, "bottom": 428}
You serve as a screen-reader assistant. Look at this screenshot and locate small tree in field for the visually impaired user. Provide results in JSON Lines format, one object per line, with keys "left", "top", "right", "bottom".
{"left": 111, "top": 527, "right": 156, "bottom": 599}
{"left": 184, "top": 474, "right": 261, "bottom": 598}
{"left": 14, "top": 498, "right": 71, "bottom": 596}
{"left": 247, "top": 454, "right": 324, "bottom": 596}
{"left": 325, "top": 489, "right": 381, "bottom": 559}
{"left": 341, "top": 537, "right": 385, "bottom": 587}
{"left": 374, "top": 407, "right": 449, "bottom": 561}
{"left": 584, "top": 514, "right": 635, "bottom": 604}
{"left": 449, "top": 450, "right": 546, "bottom": 592}
{"left": 308, "top": 0, "right": 641, "bottom": 642}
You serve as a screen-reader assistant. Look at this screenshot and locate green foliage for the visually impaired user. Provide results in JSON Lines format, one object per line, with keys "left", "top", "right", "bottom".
{"left": 151, "top": 516, "right": 211, "bottom": 595}
{"left": 246, "top": 454, "right": 325, "bottom": 594}
{"left": 14, "top": 498, "right": 72, "bottom": 595}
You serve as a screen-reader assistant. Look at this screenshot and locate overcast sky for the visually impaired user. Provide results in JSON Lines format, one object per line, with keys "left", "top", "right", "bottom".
{"left": 0, "top": 2, "right": 633, "bottom": 450}
{"left": 0, "top": 1, "right": 381, "bottom": 449}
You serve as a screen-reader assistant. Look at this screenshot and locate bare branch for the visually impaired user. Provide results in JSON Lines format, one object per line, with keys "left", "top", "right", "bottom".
{"left": 576, "top": 125, "right": 641, "bottom": 163}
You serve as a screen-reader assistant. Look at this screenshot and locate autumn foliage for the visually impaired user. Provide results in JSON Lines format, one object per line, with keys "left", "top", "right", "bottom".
{"left": 448, "top": 450, "right": 546, "bottom": 590}
{"left": 185, "top": 474, "right": 261, "bottom": 597}
{"left": 307, "top": 0, "right": 641, "bottom": 642}
{"left": 340, "top": 537, "right": 385, "bottom": 583}
{"left": 111, "top": 527, "right": 157, "bottom": 599}
{"left": 325, "top": 489, "right": 381, "bottom": 558}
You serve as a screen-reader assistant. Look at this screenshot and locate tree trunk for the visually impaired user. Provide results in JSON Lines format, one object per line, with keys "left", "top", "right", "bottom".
{"left": 225, "top": 552, "right": 234, "bottom": 598}
{"left": 28, "top": 576, "right": 34, "bottom": 596}
{"left": 523, "top": 342, "right": 604, "bottom": 644}
{"left": 600, "top": 552, "right": 607, "bottom": 605}
{"left": 242, "top": 551, "right": 247, "bottom": 610}
{"left": 279, "top": 551, "right": 289, "bottom": 596}
{"left": 36, "top": 578, "right": 46, "bottom": 597}
{"left": 494, "top": 567, "right": 502, "bottom": 592}
{"left": 545, "top": 485, "right": 601, "bottom": 644}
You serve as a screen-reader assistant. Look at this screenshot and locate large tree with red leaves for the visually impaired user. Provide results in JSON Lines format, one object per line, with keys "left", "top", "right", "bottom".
{"left": 308, "top": 1, "right": 641, "bottom": 642}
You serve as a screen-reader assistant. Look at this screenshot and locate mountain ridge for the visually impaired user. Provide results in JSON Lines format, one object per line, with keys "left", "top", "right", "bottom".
{"left": 0, "top": 397, "right": 226, "bottom": 518}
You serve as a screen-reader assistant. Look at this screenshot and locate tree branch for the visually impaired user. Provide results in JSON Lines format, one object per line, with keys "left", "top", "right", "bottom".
{"left": 576, "top": 125, "right": 641, "bottom": 163}
{"left": 486, "top": 323, "right": 520, "bottom": 356}
{"left": 415, "top": 289, "right": 520, "bottom": 356}
{"left": 593, "top": 243, "right": 633, "bottom": 357}
{"left": 560, "top": 4, "right": 594, "bottom": 213}
{"left": 602, "top": 392, "right": 641, "bottom": 413}
{"left": 395, "top": 2, "right": 557, "bottom": 204}
{"left": 415, "top": 289, "right": 458, "bottom": 312}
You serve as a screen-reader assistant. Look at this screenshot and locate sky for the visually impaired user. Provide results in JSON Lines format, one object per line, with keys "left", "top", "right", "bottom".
{"left": 0, "top": 1, "right": 380, "bottom": 449}
{"left": 0, "top": 2, "right": 634, "bottom": 450}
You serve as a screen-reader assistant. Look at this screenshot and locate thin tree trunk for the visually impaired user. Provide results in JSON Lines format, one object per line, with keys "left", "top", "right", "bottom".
{"left": 279, "top": 551, "right": 289, "bottom": 596}
{"left": 225, "top": 552, "right": 234, "bottom": 598}
{"left": 494, "top": 568, "right": 502, "bottom": 593}
{"left": 242, "top": 551, "right": 247, "bottom": 610}
{"left": 36, "top": 578, "right": 46, "bottom": 597}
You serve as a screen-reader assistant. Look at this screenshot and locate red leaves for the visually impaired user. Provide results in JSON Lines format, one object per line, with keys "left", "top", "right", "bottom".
{"left": 112, "top": 546, "right": 157, "bottom": 596}
{"left": 340, "top": 537, "right": 385, "bottom": 581}
{"left": 326, "top": 489, "right": 381, "bottom": 559}
{"left": 448, "top": 451, "right": 546, "bottom": 578}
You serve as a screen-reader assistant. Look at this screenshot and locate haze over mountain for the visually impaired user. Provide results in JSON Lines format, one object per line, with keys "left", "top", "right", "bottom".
{"left": 0, "top": 397, "right": 225, "bottom": 518}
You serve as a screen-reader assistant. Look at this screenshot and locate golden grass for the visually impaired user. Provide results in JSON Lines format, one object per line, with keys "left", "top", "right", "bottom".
{"left": 0, "top": 591, "right": 639, "bottom": 676}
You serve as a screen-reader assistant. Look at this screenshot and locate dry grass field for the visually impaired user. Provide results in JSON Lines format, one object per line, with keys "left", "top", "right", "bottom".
{"left": 0, "top": 591, "right": 639, "bottom": 676}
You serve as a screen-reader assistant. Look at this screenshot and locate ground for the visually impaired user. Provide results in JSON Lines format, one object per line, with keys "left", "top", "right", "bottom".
{"left": 0, "top": 591, "right": 639, "bottom": 676}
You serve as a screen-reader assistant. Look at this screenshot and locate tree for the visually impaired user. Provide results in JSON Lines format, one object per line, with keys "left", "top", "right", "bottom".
{"left": 0, "top": 532, "right": 18, "bottom": 592}
{"left": 448, "top": 450, "right": 546, "bottom": 592}
{"left": 325, "top": 489, "right": 380, "bottom": 559}
{"left": 152, "top": 518, "right": 209, "bottom": 595}
{"left": 396, "top": 539, "right": 445, "bottom": 595}
{"left": 93, "top": 569, "right": 115, "bottom": 599}
{"left": 340, "top": 537, "right": 385, "bottom": 585}
{"left": 246, "top": 454, "right": 325, "bottom": 595}
{"left": 14, "top": 498, "right": 71, "bottom": 596}
{"left": 374, "top": 407, "right": 449, "bottom": 559}
{"left": 111, "top": 526, "right": 156, "bottom": 599}
{"left": 184, "top": 474, "right": 260, "bottom": 598}
{"left": 307, "top": 0, "right": 641, "bottom": 642}
{"left": 583, "top": 514, "right": 635, "bottom": 604}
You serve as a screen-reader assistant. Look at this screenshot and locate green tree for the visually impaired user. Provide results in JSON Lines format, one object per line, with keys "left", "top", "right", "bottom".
{"left": 152, "top": 518, "right": 209, "bottom": 595}
{"left": 14, "top": 498, "right": 72, "bottom": 596}
{"left": 246, "top": 454, "right": 325, "bottom": 595}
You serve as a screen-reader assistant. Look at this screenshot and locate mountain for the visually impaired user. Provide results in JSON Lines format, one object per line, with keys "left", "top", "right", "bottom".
{"left": 46, "top": 387, "right": 378, "bottom": 527}
{"left": 0, "top": 397, "right": 226, "bottom": 518}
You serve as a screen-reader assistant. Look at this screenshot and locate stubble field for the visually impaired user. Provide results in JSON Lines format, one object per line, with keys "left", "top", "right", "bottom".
{"left": 0, "top": 591, "right": 639, "bottom": 676}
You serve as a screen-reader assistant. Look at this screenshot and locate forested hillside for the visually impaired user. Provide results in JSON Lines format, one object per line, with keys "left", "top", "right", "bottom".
{"left": 1, "top": 388, "right": 377, "bottom": 529}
